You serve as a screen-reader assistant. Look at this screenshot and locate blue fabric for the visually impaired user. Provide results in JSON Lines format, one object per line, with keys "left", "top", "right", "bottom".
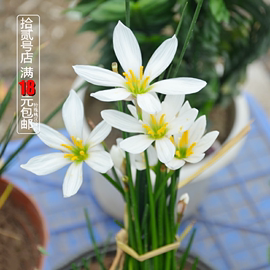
{"left": 2, "top": 93, "right": 270, "bottom": 270}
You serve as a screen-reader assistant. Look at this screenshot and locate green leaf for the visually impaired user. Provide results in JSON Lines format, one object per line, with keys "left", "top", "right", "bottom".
{"left": 84, "top": 208, "right": 106, "bottom": 270}
{"left": 178, "top": 228, "right": 196, "bottom": 270}
{"left": 78, "top": 20, "right": 105, "bottom": 33}
{"left": 91, "top": 0, "right": 126, "bottom": 22}
{"left": 65, "top": 2, "right": 100, "bottom": 17}
{"left": 209, "top": 0, "right": 230, "bottom": 23}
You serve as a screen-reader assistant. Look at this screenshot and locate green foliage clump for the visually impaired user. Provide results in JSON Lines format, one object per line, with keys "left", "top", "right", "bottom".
{"left": 71, "top": 0, "right": 270, "bottom": 115}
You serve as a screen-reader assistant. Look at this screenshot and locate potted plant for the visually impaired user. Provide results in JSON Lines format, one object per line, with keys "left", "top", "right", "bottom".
{"left": 0, "top": 80, "right": 48, "bottom": 269}
{"left": 67, "top": 0, "right": 270, "bottom": 218}
{"left": 20, "top": 2, "right": 251, "bottom": 268}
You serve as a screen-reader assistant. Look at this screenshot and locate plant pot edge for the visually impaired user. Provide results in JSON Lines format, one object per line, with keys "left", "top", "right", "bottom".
{"left": 57, "top": 242, "right": 216, "bottom": 270}
{"left": 0, "top": 177, "right": 49, "bottom": 269}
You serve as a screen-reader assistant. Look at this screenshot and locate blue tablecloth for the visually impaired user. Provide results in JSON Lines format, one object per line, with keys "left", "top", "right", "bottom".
{"left": 3, "top": 93, "right": 270, "bottom": 270}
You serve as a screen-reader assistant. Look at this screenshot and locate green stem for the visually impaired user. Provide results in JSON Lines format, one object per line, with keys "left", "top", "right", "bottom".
{"left": 172, "top": 0, "right": 204, "bottom": 78}
{"left": 154, "top": 170, "right": 175, "bottom": 203}
{"left": 84, "top": 208, "right": 106, "bottom": 270}
{"left": 102, "top": 173, "right": 124, "bottom": 197}
{"left": 144, "top": 150, "right": 159, "bottom": 269}
{"left": 164, "top": 204, "right": 172, "bottom": 270}
{"left": 125, "top": 187, "right": 139, "bottom": 270}
{"left": 166, "top": 0, "right": 189, "bottom": 79}
{"left": 125, "top": 0, "right": 130, "bottom": 27}
{"left": 170, "top": 173, "right": 177, "bottom": 269}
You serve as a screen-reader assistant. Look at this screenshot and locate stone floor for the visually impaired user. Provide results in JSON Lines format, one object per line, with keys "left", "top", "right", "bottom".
{"left": 0, "top": 0, "right": 270, "bottom": 141}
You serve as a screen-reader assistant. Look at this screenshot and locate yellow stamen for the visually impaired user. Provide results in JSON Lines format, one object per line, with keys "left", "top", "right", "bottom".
{"left": 170, "top": 136, "right": 175, "bottom": 144}
{"left": 179, "top": 131, "right": 189, "bottom": 148}
{"left": 159, "top": 114, "right": 166, "bottom": 125}
{"left": 64, "top": 153, "right": 74, "bottom": 158}
{"left": 80, "top": 150, "right": 85, "bottom": 156}
{"left": 71, "top": 156, "right": 78, "bottom": 161}
{"left": 123, "top": 72, "right": 131, "bottom": 81}
{"left": 129, "top": 69, "right": 136, "bottom": 82}
{"left": 137, "top": 80, "right": 141, "bottom": 89}
{"left": 142, "top": 76, "right": 150, "bottom": 89}
{"left": 126, "top": 81, "right": 135, "bottom": 91}
{"left": 175, "top": 150, "right": 181, "bottom": 158}
{"left": 140, "top": 66, "right": 144, "bottom": 80}
{"left": 187, "top": 142, "right": 196, "bottom": 157}
{"left": 150, "top": 114, "right": 157, "bottom": 125}
{"left": 61, "top": 144, "right": 73, "bottom": 150}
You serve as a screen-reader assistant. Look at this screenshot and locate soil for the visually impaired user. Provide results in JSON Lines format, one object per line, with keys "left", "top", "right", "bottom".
{"left": 0, "top": 199, "right": 41, "bottom": 270}
{"left": 208, "top": 101, "right": 235, "bottom": 144}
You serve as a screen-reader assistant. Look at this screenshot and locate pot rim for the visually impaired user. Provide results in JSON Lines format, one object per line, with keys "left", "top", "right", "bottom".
{"left": 58, "top": 242, "right": 216, "bottom": 270}
{"left": 0, "top": 177, "right": 49, "bottom": 269}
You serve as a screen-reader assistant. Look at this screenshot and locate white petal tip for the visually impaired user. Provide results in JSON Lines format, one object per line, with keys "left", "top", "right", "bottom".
{"left": 180, "top": 193, "right": 189, "bottom": 204}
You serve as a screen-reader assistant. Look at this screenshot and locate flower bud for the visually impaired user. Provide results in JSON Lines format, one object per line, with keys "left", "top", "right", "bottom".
{"left": 112, "top": 62, "right": 118, "bottom": 73}
{"left": 177, "top": 193, "right": 189, "bottom": 223}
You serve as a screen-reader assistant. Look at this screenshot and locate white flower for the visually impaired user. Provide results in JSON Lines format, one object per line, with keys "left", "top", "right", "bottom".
{"left": 73, "top": 21, "right": 206, "bottom": 114}
{"left": 180, "top": 193, "right": 189, "bottom": 204}
{"left": 20, "top": 90, "right": 113, "bottom": 197}
{"left": 110, "top": 138, "right": 157, "bottom": 188}
{"left": 166, "top": 116, "right": 219, "bottom": 170}
{"left": 102, "top": 95, "right": 198, "bottom": 163}
{"left": 110, "top": 138, "right": 158, "bottom": 175}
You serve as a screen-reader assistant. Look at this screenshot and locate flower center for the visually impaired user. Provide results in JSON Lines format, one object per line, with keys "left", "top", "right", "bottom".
{"left": 123, "top": 66, "right": 151, "bottom": 95}
{"left": 62, "top": 136, "right": 89, "bottom": 163}
{"left": 171, "top": 131, "right": 196, "bottom": 159}
{"left": 143, "top": 114, "right": 168, "bottom": 139}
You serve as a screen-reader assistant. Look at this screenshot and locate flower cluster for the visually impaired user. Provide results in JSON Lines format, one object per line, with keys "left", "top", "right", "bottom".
{"left": 21, "top": 21, "right": 218, "bottom": 197}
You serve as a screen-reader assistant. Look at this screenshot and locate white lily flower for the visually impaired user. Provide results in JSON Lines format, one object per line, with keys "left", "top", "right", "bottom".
{"left": 102, "top": 95, "right": 198, "bottom": 163}
{"left": 73, "top": 21, "right": 206, "bottom": 114}
{"left": 110, "top": 138, "right": 158, "bottom": 174}
{"left": 21, "top": 90, "right": 113, "bottom": 197}
{"left": 166, "top": 116, "right": 219, "bottom": 170}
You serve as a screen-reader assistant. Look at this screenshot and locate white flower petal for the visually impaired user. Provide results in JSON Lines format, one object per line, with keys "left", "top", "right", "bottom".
{"left": 137, "top": 93, "right": 162, "bottom": 114}
{"left": 179, "top": 101, "right": 191, "bottom": 115}
{"left": 110, "top": 144, "right": 125, "bottom": 173}
{"left": 85, "top": 150, "right": 113, "bottom": 173}
{"left": 87, "top": 121, "right": 111, "bottom": 147}
{"left": 152, "top": 78, "right": 207, "bottom": 95}
{"left": 166, "top": 157, "right": 185, "bottom": 170}
{"left": 194, "top": 131, "right": 219, "bottom": 154}
{"left": 33, "top": 123, "right": 72, "bottom": 152}
{"left": 147, "top": 145, "right": 158, "bottom": 167}
{"left": 127, "top": 104, "right": 138, "bottom": 119}
{"left": 168, "top": 108, "right": 198, "bottom": 135}
{"left": 132, "top": 145, "right": 157, "bottom": 170}
{"left": 184, "top": 153, "right": 205, "bottom": 163}
{"left": 162, "top": 95, "right": 185, "bottom": 121}
{"left": 91, "top": 88, "right": 131, "bottom": 102}
{"left": 120, "top": 135, "right": 154, "bottom": 154}
{"left": 63, "top": 89, "right": 84, "bottom": 139}
{"left": 20, "top": 153, "right": 71, "bottom": 175}
{"left": 101, "top": 110, "right": 144, "bottom": 133}
{"left": 113, "top": 21, "right": 142, "bottom": 76}
{"left": 144, "top": 36, "right": 178, "bottom": 82}
{"left": 189, "top": 116, "right": 206, "bottom": 143}
{"left": 73, "top": 65, "right": 125, "bottom": 87}
{"left": 155, "top": 137, "right": 175, "bottom": 163}
{"left": 63, "top": 162, "right": 83, "bottom": 197}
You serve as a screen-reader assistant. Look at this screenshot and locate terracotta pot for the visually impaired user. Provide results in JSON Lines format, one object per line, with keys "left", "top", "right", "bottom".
{"left": 0, "top": 177, "right": 48, "bottom": 269}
